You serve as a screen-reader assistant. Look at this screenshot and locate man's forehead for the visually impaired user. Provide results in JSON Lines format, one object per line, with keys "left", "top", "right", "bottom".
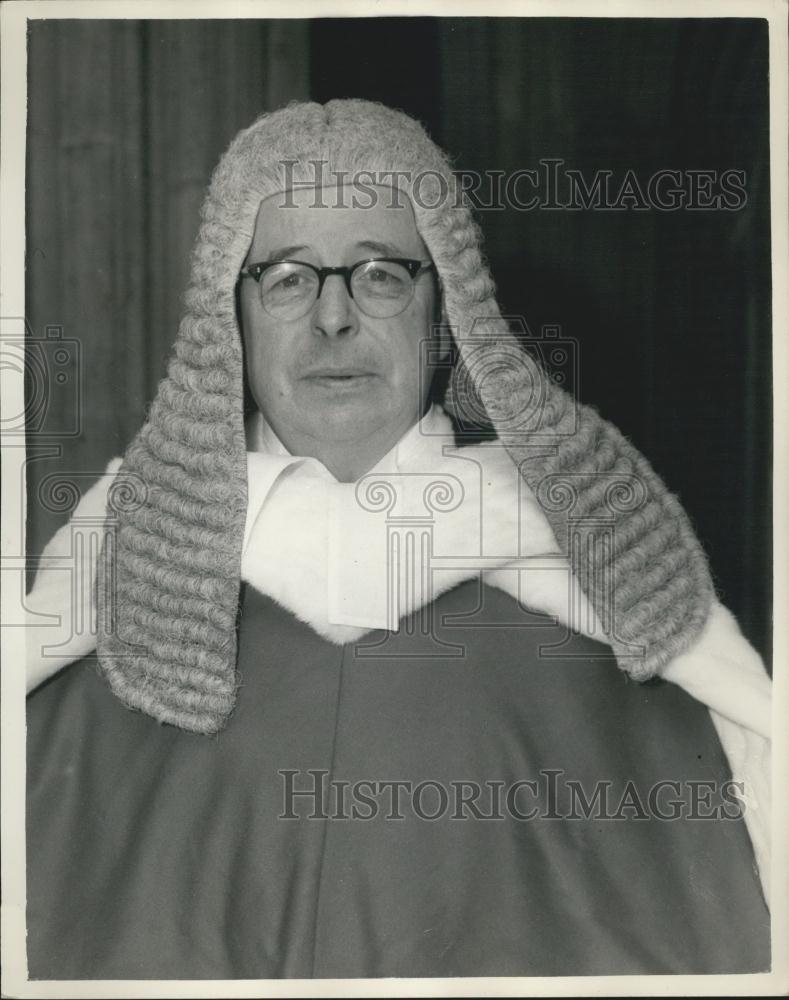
{"left": 248, "top": 183, "right": 427, "bottom": 260}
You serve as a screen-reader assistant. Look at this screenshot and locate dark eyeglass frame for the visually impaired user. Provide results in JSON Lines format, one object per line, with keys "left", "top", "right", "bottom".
{"left": 238, "top": 257, "right": 435, "bottom": 300}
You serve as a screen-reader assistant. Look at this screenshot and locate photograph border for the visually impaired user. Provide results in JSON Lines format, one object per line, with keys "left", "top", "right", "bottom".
{"left": 2, "top": 1, "right": 787, "bottom": 996}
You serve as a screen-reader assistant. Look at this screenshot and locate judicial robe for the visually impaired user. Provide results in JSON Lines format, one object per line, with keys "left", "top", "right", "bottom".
{"left": 26, "top": 579, "right": 769, "bottom": 979}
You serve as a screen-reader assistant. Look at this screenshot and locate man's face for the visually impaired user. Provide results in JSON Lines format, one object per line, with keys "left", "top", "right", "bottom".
{"left": 239, "top": 185, "right": 442, "bottom": 471}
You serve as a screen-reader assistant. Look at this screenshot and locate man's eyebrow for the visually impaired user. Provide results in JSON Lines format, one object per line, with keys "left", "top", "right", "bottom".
{"left": 254, "top": 241, "right": 417, "bottom": 264}
{"left": 356, "top": 240, "right": 411, "bottom": 258}
{"left": 262, "top": 245, "right": 310, "bottom": 263}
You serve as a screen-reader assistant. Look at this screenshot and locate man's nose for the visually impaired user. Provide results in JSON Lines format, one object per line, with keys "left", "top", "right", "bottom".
{"left": 312, "top": 274, "right": 359, "bottom": 338}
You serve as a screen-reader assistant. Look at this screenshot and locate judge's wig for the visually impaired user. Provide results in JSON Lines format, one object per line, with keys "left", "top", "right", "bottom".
{"left": 97, "top": 100, "right": 714, "bottom": 734}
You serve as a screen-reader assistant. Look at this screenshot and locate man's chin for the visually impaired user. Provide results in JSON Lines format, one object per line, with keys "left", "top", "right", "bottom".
{"left": 289, "top": 389, "right": 392, "bottom": 443}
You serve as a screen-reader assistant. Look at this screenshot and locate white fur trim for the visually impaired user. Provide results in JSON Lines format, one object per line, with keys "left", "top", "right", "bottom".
{"left": 661, "top": 602, "right": 771, "bottom": 737}
{"left": 709, "top": 709, "right": 771, "bottom": 906}
{"left": 662, "top": 601, "right": 772, "bottom": 905}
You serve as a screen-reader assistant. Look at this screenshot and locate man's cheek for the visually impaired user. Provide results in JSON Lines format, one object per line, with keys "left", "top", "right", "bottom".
{"left": 248, "top": 340, "right": 282, "bottom": 388}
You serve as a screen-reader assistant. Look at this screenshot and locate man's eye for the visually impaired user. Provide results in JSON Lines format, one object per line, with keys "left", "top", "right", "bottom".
{"left": 367, "top": 268, "right": 395, "bottom": 283}
{"left": 357, "top": 265, "right": 408, "bottom": 291}
{"left": 263, "top": 267, "right": 314, "bottom": 297}
{"left": 276, "top": 273, "right": 304, "bottom": 289}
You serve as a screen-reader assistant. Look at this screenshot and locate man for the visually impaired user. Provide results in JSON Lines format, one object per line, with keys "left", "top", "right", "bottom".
{"left": 25, "top": 99, "right": 771, "bottom": 979}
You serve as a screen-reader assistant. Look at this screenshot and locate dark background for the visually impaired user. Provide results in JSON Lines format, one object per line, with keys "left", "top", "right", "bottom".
{"left": 25, "top": 17, "right": 772, "bottom": 660}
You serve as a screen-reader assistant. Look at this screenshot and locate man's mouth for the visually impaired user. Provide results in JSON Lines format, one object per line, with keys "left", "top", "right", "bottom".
{"left": 304, "top": 368, "right": 376, "bottom": 378}
{"left": 302, "top": 368, "right": 378, "bottom": 387}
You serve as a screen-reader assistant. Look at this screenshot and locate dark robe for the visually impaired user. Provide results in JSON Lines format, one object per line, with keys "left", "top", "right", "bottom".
{"left": 26, "top": 581, "right": 770, "bottom": 979}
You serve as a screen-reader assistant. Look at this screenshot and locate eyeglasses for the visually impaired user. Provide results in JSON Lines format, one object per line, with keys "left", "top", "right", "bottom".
{"left": 238, "top": 257, "right": 436, "bottom": 320}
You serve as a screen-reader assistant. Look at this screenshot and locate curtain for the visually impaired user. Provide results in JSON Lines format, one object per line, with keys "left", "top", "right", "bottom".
{"left": 25, "top": 18, "right": 309, "bottom": 559}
